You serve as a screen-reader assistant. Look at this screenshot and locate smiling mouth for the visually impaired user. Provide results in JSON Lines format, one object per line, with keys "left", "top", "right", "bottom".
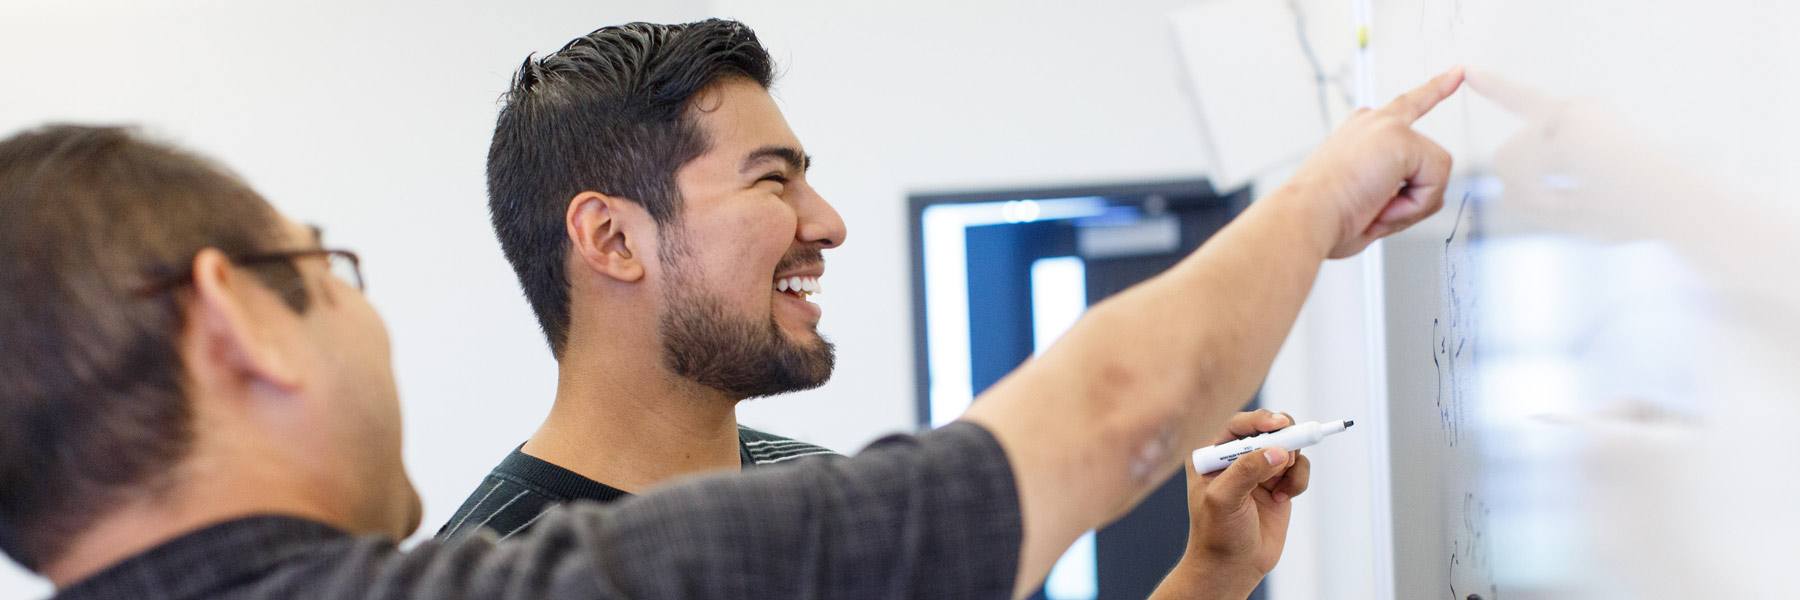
{"left": 774, "top": 275, "right": 821, "bottom": 300}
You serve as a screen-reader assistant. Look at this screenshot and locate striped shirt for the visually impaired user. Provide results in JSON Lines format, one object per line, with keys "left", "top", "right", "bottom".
{"left": 437, "top": 425, "right": 838, "bottom": 541}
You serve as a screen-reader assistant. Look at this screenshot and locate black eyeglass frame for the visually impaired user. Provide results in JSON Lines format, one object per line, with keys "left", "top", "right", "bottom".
{"left": 135, "top": 248, "right": 364, "bottom": 297}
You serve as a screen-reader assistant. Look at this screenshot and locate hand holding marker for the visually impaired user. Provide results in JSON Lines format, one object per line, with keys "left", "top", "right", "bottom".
{"left": 1192, "top": 418, "right": 1355, "bottom": 474}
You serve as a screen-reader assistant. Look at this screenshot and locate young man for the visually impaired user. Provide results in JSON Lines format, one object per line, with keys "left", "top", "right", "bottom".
{"left": 446, "top": 20, "right": 1321, "bottom": 595}
{"left": 0, "top": 63, "right": 1462, "bottom": 598}
{"left": 440, "top": 20, "right": 850, "bottom": 540}
{"left": 444, "top": 19, "right": 1304, "bottom": 554}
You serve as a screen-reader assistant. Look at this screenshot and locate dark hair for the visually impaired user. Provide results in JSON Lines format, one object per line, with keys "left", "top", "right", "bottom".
{"left": 0, "top": 124, "right": 301, "bottom": 569}
{"left": 486, "top": 19, "right": 775, "bottom": 358}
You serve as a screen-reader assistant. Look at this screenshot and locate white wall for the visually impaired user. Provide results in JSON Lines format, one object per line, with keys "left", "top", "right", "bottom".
{"left": 1, "top": 2, "right": 1377, "bottom": 598}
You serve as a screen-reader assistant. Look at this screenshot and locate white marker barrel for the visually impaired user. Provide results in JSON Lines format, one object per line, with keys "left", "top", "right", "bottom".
{"left": 1191, "top": 419, "right": 1354, "bottom": 474}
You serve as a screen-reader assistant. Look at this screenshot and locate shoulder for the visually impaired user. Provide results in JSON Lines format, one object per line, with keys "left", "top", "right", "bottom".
{"left": 437, "top": 474, "right": 560, "bottom": 541}
{"left": 738, "top": 426, "right": 841, "bottom": 465}
{"left": 437, "top": 447, "right": 628, "bottom": 541}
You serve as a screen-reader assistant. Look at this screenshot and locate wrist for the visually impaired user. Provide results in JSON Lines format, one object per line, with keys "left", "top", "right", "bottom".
{"left": 1158, "top": 554, "right": 1266, "bottom": 600}
{"left": 1259, "top": 176, "right": 1341, "bottom": 261}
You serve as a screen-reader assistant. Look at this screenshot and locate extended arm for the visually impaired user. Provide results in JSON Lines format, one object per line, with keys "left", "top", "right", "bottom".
{"left": 964, "top": 68, "right": 1464, "bottom": 596}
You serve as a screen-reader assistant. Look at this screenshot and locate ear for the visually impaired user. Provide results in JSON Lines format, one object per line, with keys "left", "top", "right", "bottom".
{"left": 566, "top": 191, "right": 646, "bottom": 284}
{"left": 187, "top": 248, "right": 304, "bottom": 393}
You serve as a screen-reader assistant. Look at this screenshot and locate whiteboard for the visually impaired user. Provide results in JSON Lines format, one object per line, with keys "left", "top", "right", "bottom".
{"left": 1366, "top": 1, "right": 1800, "bottom": 599}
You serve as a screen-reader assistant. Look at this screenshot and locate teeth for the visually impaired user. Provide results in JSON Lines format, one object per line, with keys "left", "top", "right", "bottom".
{"left": 773, "top": 276, "right": 822, "bottom": 297}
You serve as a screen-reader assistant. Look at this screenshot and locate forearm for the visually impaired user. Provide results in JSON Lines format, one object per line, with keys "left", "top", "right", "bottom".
{"left": 963, "top": 181, "right": 1335, "bottom": 597}
{"left": 1086, "top": 180, "right": 1335, "bottom": 460}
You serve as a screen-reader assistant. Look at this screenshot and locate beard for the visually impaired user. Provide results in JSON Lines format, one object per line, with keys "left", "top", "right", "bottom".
{"left": 657, "top": 233, "right": 836, "bottom": 399}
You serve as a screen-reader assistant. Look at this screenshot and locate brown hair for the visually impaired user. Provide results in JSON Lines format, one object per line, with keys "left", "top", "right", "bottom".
{"left": 0, "top": 125, "right": 301, "bottom": 569}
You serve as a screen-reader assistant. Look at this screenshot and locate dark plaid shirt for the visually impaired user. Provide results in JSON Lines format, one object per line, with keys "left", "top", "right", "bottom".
{"left": 49, "top": 422, "right": 1019, "bottom": 599}
{"left": 438, "top": 426, "right": 838, "bottom": 541}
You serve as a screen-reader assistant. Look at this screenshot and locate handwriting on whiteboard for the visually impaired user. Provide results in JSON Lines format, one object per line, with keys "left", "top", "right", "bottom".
{"left": 1434, "top": 188, "right": 1500, "bottom": 600}
{"left": 1433, "top": 191, "right": 1477, "bottom": 448}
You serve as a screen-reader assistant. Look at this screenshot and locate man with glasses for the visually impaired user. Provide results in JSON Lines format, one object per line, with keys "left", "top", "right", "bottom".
{"left": 0, "top": 61, "right": 1463, "bottom": 598}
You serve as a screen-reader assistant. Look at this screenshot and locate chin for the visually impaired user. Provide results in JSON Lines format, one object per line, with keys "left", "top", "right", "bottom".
{"left": 775, "top": 321, "right": 822, "bottom": 343}
{"left": 387, "top": 477, "right": 424, "bottom": 539}
{"left": 788, "top": 328, "right": 825, "bottom": 346}
{"left": 402, "top": 497, "right": 424, "bottom": 538}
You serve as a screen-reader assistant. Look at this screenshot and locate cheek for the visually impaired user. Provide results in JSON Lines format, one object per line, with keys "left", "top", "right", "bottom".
{"left": 728, "top": 202, "right": 795, "bottom": 245}
{"left": 348, "top": 293, "right": 394, "bottom": 357}
{"left": 696, "top": 206, "right": 799, "bottom": 287}
{"left": 327, "top": 297, "right": 399, "bottom": 408}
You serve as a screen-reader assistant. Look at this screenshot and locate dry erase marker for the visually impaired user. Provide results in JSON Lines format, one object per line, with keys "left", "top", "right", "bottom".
{"left": 1191, "top": 419, "right": 1355, "bottom": 474}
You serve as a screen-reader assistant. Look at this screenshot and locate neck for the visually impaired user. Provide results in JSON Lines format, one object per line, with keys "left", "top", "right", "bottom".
{"left": 523, "top": 341, "right": 744, "bottom": 494}
{"left": 43, "top": 451, "right": 338, "bottom": 588}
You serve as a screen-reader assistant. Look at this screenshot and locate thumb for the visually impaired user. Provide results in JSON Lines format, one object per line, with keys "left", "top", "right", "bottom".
{"left": 1205, "top": 448, "right": 1288, "bottom": 510}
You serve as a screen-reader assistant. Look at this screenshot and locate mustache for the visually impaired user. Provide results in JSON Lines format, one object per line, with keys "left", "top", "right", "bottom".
{"left": 774, "top": 246, "right": 825, "bottom": 273}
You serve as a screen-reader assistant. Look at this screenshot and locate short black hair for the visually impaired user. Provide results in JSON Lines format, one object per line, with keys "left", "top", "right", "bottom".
{"left": 486, "top": 19, "right": 775, "bottom": 358}
{"left": 0, "top": 125, "right": 301, "bottom": 569}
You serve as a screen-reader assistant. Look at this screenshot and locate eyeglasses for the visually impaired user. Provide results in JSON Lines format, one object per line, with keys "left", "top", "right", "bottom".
{"left": 136, "top": 248, "right": 365, "bottom": 297}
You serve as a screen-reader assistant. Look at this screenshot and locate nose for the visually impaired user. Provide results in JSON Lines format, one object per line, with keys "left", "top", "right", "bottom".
{"left": 794, "top": 180, "right": 847, "bottom": 249}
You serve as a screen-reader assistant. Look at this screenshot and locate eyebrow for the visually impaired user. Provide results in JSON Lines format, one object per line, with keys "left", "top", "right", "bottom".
{"left": 740, "top": 145, "right": 812, "bottom": 176}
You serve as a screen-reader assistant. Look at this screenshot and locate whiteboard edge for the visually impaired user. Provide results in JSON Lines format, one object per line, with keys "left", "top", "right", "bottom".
{"left": 1361, "top": 242, "right": 1397, "bottom": 599}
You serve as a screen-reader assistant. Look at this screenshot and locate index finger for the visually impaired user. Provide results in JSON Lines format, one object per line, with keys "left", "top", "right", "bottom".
{"left": 1384, "top": 66, "right": 1466, "bottom": 123}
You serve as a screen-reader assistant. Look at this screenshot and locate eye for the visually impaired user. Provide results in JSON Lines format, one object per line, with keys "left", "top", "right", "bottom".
{"left": 757, "top": 172, "right": 790, "bottom": 187}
